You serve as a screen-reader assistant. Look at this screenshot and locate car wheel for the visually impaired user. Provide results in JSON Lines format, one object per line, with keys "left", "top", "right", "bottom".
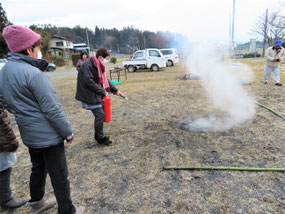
{"left": 47, "top": 67, "right": 54, "bottom": 72}
{"left": 167, "top": 60, "right": 173, "bottom": 67}
{"left": 151, "top": 64, "right": 159, "bottom": 72}
{"left": 127, "top": 65, "right": 136, "bottom": 72}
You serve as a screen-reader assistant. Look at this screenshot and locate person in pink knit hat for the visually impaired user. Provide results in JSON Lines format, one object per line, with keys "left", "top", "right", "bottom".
{"left": 0, "top": 25, "right": 84, "bottom": 214}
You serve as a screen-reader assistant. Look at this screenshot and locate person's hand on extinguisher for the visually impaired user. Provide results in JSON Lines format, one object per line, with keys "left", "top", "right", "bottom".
{"left": 116, "top": 91, "right": 128, "bottom": 100}
{"left": 104, "top": 90, "right": 126, "bottom": 99}
{"left": 116, "top": 91, "right": 124, "bottom": 97}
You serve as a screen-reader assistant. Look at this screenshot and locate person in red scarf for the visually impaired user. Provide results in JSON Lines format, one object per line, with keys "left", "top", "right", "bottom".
{"left": 76, "top": 47, "right": 123, "bottom": 145}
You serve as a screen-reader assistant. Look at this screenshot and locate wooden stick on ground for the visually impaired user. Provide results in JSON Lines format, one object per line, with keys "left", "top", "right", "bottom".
{"left": 163, "top": 166, "right": 285, "bottom": 172}
{"left": 257, "top": 102, "right": 285, "bottom": 121}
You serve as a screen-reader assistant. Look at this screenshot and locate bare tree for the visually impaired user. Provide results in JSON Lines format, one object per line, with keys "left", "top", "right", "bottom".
{"left": 255, "top": 10, "right": 285, "bottom": 46}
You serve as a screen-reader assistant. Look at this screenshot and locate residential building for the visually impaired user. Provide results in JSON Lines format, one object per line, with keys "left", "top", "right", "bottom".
{"left": 49, "top": 35, "right": 74, "bottom": 58}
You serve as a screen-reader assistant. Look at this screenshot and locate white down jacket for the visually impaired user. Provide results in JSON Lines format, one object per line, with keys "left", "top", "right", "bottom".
{"left": 265, "top": 46, "right": 285, "bottom": 68}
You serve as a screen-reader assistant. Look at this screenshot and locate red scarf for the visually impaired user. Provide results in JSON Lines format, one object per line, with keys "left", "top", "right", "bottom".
{"left": 93, "top": 56, "right": 110, "bottom": 92}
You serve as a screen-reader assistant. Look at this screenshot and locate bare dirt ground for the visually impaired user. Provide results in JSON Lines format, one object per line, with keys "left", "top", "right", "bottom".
{"left": 3, "top": 58, "right": 285, "bottom": 214}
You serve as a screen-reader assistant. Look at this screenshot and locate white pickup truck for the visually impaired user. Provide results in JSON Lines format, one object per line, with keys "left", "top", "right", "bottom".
{"left": 122, "top": 48, "right": 167, "bottom": 72}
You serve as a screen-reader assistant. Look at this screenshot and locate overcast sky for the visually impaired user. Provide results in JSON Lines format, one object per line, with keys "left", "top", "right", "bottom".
{"left": 2, "top": 0, "right": 284, "bottom": 45}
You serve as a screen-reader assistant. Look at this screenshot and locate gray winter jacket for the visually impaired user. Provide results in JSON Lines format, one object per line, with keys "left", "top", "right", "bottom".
{"left": 0, "top": 53, "right": 73, "bottom": 148}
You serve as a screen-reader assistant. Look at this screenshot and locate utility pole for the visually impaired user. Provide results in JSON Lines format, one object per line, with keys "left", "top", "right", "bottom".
{"left": 86, "top": 28, "right": 90, "bottom": 52}
{"left": 117, "top": 44, "right": 119, "bottom": 53}
{"left": 262, "top": 9, "right": 268, "bottom": 57}
{"left": 229, "top": 14, "right": 232, "bottom": 49}
{"left": 231, "top": 0, "right": 235, "bottom": 55}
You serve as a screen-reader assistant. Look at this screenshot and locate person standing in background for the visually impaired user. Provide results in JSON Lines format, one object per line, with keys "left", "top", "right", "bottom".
{"left": 76, "top": 50, "right": 88, "bottom": 72}
{"left": 264, "top": 40, "right": 285, "bottom": 86}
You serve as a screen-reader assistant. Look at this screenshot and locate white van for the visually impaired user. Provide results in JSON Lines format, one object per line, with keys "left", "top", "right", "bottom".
{"left": 122, "top": 49, "right": 167, "bottom": 72}
{"left": 160, "top": 48, "right": 179, "bottom": 66}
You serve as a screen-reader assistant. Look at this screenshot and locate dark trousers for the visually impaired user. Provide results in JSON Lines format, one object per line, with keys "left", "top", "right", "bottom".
{"left": 0, "top": 167, "right": 12, "bottom": 201}
{"left": 91, "top": 107, "right": 105, "bottom": 140}
{"left": 28, "top": 143, "right": 75, "bottom": 214}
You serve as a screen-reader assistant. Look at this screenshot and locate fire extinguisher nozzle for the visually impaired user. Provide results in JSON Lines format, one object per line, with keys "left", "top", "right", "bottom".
{"left": 121, "top": 95, "right": 128, "bottom": 100}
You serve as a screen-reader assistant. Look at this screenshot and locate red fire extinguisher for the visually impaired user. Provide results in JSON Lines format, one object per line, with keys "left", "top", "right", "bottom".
{"left": 102, "top": 96, "right": 111, "bottom": 122}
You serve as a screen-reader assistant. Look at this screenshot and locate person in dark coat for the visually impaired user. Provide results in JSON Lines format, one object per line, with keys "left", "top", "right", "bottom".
{"left": 0, "top": 102, "right": 26, "bottom": 210}
{"left": 76, "top": 47, "right": 124, "bottom": 145}
{"left": 76, "top": 50, "right": 88, "bottom": 72}
{"left": 0, "top": 25, "right": 84, "bottom": 214}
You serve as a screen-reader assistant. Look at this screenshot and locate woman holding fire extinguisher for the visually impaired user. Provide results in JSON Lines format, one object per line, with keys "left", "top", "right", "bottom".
{"left": 76, "top": 47, "right": 123, "bottom": 145}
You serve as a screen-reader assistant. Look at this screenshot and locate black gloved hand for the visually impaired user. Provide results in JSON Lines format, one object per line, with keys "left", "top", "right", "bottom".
{"left": 66, "top": 133, "right": 74, "bottom": 143}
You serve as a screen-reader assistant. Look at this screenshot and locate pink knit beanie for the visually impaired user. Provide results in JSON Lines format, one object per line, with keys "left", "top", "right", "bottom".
{"left": 3, "top": 25, "right": 41, "bottom": 53}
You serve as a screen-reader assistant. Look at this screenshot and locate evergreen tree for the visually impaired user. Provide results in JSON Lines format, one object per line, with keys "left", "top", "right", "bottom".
{"left": 28, "top": 24, "right": 189, "bottom": 54}
{"left": 29, "top": 25, "right": 51, "bottom": 57}
{"left": 0, "top": 3, "right": 12, "bottom": 58}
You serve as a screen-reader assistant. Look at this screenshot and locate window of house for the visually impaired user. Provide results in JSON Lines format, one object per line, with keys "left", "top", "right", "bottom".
{"left": 56, "top": 42, "right": 63, "bottom": 47}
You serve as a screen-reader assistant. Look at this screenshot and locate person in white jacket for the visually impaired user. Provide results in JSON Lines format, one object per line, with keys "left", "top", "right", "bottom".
{"left": 264, "top": 40, "right": 285, "bottom": 86}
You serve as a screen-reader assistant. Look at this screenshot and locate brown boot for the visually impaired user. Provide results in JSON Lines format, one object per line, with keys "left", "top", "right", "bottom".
{"left": 1, "top": 197, "right": 26, "bottom": 209}
{"left": 28, "top": 197, "right": 56, "bottom": 214}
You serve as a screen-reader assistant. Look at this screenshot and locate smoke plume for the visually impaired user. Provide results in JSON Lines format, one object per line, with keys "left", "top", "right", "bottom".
{"left": 180, "top": 44, "right": 256, "bottom": 132}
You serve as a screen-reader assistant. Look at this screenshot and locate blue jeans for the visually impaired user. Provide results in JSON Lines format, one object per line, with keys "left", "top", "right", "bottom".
{"left": 28, "top": 143, "right": 75, "bottom": 214}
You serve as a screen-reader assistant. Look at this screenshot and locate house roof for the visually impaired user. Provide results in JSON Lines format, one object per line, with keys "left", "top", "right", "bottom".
{"left": 52, "top": 35, "right": 66, "bottom": 40}
{"left": 73, "top": 43, "right": 88, "bottom": 47}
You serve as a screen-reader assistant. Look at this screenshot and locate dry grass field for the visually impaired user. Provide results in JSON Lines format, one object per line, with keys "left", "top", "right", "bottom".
{"left": 3, "top": 58, "right": 285, "bottom": 214}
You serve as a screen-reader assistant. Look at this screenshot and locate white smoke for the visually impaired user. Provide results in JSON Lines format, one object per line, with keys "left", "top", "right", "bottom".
{"left": 182, "top": 44, "right": 256, "bottom": 132}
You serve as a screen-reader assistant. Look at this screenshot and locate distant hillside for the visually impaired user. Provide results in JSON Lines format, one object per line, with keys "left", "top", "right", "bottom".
{"left": 236, "top": 40, "right": 268, "bottom": 51}
{"left": 32, "top": 24, "right": 189, "bottom": 54}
